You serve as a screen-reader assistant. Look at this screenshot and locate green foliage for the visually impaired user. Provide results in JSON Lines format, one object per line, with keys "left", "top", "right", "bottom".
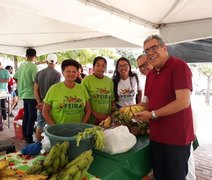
{"left": 1, "top": 48, "right": 138, "bottom": 68}
{"left": 97, "top": 49, "right": 118, "bottom": 60}
{"left": 196, "top": 64, "right": 212, "bottom": 105}
{"left": 197, "top": 64, "right": 212, "bottom": 77}
{"left": 115, "top": 48, "right": 139, "bottom": 68}
{"left": 56, "top": 49, "right": 96, "bottom": 65}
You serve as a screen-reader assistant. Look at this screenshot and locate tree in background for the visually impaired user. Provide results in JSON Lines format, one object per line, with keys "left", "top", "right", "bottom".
{"left": 57, "top": 49, "right": 96, "bottom": 65}
{"left": 0, "top": 53, "right": 19, "bottom": 71}
{"left": 98, "top": 49, "right": 118, "bottom": 61}
{"left": 0, "top": 48, "right": 119, "bottom": 70}
{"left": 0, "top": 53, "right": 48, "bottom": 71}
{"left": 116, "top": 48, "right": 139, "bottom": 68}
{"left": 197, "top": 64, "right": 212, "bottom": 105}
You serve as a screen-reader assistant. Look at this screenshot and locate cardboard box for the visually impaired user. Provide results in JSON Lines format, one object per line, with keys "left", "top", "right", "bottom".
{"left": 14, "top": 120, "right": 23, "bottom": 140}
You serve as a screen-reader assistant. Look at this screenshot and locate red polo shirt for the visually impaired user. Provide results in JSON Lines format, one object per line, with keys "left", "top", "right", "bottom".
{"left": 145, "top": 56, "right": 195, "bottom": 146}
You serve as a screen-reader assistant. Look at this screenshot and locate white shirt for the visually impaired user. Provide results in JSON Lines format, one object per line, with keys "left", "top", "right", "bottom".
{"left": 117, "top": 75, "right": 142, "bottom": 107}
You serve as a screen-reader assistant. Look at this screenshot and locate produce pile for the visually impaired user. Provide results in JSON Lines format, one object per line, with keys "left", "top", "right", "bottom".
{"left": 25, "top": 141, "right": 94, "bottom": 180}
{"left": 0, "top": 158, "right": 47, "bottom": 179}
{"left": 76, "top": 126, "right": 104, "bottom": 150}
{"left": 0, "top": 159, "right": 16, "bottom": 177}
{"left": 100, "top": 106, "right": 149, "bottom": 136}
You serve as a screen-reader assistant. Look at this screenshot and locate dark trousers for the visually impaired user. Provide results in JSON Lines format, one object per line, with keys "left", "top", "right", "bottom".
{"left": 23, "top": 99, "right": 37, "bottom": 143}
{"left": 150, "top": 140, "right": 191, "bottom": 180}
{"left": 1, "top": 99, "right": 6, "bottom": 120}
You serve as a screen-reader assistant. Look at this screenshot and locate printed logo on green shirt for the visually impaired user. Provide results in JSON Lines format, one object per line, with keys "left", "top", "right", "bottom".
{"left": 92, "top": 88, "right": 111, "bottom": 103}
{"left": 59, "top": 96, "right": 84, "bottom": 111}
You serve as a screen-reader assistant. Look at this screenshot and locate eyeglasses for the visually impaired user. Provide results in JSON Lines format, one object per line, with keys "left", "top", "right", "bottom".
{"left": 138, "top": 62, "right": 148, "bottom": 69}
{"left": 118, "top": 64, "right": 129, "bottom": 69}
{"left": 143, "top": 45, "right": 160, "bottom": 55}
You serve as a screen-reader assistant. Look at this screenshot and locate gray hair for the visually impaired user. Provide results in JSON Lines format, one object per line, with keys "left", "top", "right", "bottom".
{"left": 136, "top": 54, "right": 146, "bottom": 61}
{"left": 143, "top": 35, "right": 165, "bottom": 47}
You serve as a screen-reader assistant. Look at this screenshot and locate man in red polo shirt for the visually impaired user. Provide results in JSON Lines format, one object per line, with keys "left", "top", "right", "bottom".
{"left": 135, "top": 35, "right": 195, "bottom": 180}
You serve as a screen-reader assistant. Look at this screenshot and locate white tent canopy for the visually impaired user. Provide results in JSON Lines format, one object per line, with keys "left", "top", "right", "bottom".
{"left": 1, "top": 0, "right": 212, "bottom": 56}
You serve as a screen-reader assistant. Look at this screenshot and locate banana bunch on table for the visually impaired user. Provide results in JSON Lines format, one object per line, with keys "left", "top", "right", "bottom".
{"left": 0, "top": 159, "right": 47, "bottom": 179}
{"left": 99, "top": 116, "right": 112, "bottom": 128}
{"left": 76, "top": 126, "right": 104, "bottom": 150}
{"left": 99, "top": 105, "right": 145, "bottom": 129}
{"left": 119, "top": 105, "right": 149, "bottom": 136}
{"left": 99, "top": 105, "right": 146, "bottom": 129}
{"left": 51, "top": 150, "right": 93, "bottom": 180}
{"left": 27, "top": 141, "right": 69, "bottom": 177}
{"left": 119, "top": 105, "right": 146, "bottom": 118}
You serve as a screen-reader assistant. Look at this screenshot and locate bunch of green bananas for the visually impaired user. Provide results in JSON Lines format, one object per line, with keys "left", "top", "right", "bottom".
{"left": 76, "top": 126, "right": 104, "bottom": 150}
{"left": 138, "top": 121, "right": 149, "bottom": 135}
{"left": 26, "top": 141, "right": 69, "bottom": 176}
{"left": 50, "top": 150, "right": 94, "bottom": 180}
{"left": 111, "top": 109, "right": 133, "bottom": 126}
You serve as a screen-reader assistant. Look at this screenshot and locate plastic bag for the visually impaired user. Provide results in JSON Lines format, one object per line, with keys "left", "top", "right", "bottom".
{"left": 101, "top": 125, "right": 137, "bottom": 155}
{"left": 21, "top": 142, "right": 42, "bottom": 156}
{"left": 40, "top": 131, "right": 51, "bottom": 154}
{"left": 14, "top": 108, "right": 24, "bottom": 121}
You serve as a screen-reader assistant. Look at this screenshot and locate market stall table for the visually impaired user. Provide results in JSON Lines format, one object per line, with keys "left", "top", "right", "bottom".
{"left": 0, "top": 151, "right": 100, "bottom": 179}
{"left": 89, "top": 135, "right": 151, "bottom": 180}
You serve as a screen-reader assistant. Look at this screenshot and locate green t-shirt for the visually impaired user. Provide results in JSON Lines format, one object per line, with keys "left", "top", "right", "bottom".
{"left": 44, "top": 82, "right": 89, "bottom": 124}
{"left": 81, "top": 74, "right": 115, "bottom": 122}
{"left": 14, "top": 61, "right": 37, "bottom": 99}
{"left": 0, "top": 69, "right": 10, "bottom": 92}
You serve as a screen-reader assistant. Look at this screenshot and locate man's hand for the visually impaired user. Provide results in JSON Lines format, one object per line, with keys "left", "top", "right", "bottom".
{"left": 134, "top": 110, "right": 152, "bottom": 122}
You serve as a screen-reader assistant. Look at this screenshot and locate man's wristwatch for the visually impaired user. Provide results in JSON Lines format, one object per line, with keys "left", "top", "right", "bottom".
{"left": 151, "top": 110, "right": 158, "bottom": 120}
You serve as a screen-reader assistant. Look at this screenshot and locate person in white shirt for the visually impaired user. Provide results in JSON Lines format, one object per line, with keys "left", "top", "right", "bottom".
{"left": 112, "top": 57, "right": 142, "bottom": 108}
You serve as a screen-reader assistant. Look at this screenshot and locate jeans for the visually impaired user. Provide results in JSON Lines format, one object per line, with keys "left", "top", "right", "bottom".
{"left": 36, "top": 111, "right": 46, "bottom": 129}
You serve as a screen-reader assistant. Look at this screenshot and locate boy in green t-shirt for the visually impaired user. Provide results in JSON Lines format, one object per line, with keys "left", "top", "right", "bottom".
{"left": 13, "top": 48, "right": 38, "bottom": 144}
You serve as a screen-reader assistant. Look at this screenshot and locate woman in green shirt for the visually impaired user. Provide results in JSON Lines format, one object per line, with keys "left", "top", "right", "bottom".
{"left": 42, "top": 59, "right": 91, "bottom": 124}
{"left": 81, "top": 56, "right": 115, "bottom": 124}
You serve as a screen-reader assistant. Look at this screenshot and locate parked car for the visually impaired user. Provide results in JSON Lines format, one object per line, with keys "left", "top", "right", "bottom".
{"left": 200, "top": 89, "right": 212, "bottom": 96}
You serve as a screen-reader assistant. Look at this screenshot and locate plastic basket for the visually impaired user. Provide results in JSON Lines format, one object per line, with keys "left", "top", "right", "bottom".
{"left": 44, "top": 123, "right": 94, "bottom": 160}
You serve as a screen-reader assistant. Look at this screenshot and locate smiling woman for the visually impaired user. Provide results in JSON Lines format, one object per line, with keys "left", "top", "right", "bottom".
{"left": 112, "top": 57, "right": 143, "bottom": 108}
{"left": 42, "top": 59, "right": 91, "bottom": 125}
{"left": 81, "top": 56, "right": 115, "bottom": 125}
